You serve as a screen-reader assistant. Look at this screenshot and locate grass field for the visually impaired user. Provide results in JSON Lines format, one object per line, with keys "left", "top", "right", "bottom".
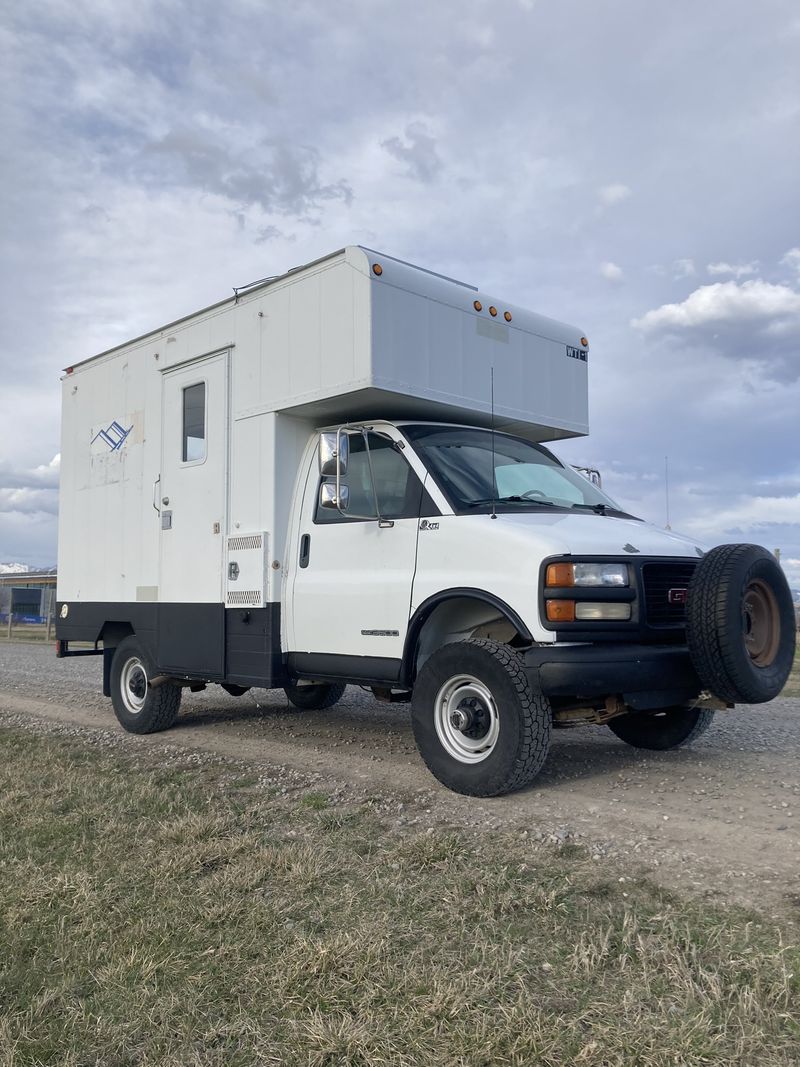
{"left": 782, "top": 646, "right": 800, "bottom": 698}
{"left": 1, "top": 729, "right": 798, "bottom": 1066}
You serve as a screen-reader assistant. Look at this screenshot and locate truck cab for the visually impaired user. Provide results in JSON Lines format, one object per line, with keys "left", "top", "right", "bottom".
{"left": 273, "top": 417, "right": 794, "bottom": 795}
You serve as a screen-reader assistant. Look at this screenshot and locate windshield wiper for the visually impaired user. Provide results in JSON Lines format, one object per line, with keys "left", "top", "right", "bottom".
{"left": 569, "top": 502, "right": 636, "bottom": 517}
{"left": 569, "top": 502, "right": 608, "bottom": 514}
{"left": 466, "top": 496, "right": 561, "bottom": 508}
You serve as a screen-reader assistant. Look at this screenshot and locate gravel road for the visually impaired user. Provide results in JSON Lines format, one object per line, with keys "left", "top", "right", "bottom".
{"left": 2, "top": 640, "right": 799, "bottom": 914}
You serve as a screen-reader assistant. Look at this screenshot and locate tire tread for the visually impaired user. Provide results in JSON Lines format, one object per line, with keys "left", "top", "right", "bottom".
{"left": 412, "top": 639, "right": 551, "bottom": 797}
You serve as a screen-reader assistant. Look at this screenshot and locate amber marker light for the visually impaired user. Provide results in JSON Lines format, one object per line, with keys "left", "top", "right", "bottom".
{"left": 504, "top": 311, "right": 512, "bottom": 322}
{"left": 372, "top": 263, "right": 383, "bottom": 276}
{"left": 546, "top": 600, "right": 576, "bottom": 623}
{"left": 546, "top": 562, "right": 575, "bottom": 587}
{"left": 473, "top": 300, "right": 483, "bottom": 312}
{"left": 580, "top": 336, "right": 589, "bottom": 347}
{"left": 489, "top": 306, "right": 498, "bottom": 317}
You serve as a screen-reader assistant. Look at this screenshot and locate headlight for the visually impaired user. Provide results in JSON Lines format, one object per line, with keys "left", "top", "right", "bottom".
{"left": 546, "top": 562, "right": 628, "bottom": 587}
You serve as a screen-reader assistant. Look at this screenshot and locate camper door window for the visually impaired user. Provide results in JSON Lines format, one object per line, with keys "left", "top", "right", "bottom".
{"left": 182, "top": 382, "right": 206, "bottom": 463}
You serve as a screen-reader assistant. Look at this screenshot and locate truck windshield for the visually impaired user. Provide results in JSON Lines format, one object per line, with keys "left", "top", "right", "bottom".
{"left": 403, "top": 424, "right": 634, "bottom": 516}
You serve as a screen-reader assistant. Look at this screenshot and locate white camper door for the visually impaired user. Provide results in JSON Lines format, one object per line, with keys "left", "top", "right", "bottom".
{"left": 159, "top": 354, "right": 228, "bottom": 604}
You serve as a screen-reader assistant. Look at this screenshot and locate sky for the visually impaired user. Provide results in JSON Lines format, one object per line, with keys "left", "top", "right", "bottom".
{"left": 1, "top": 0, "right": 799, "bottom": 585}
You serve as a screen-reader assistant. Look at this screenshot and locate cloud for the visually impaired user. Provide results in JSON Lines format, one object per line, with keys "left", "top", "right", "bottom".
{"left": 0, "top": 455, "right": 60, "bottom": 492}
{"left": 599, "top": 261, "right": 623, "bottom": 282}
{"left": 597, "top": 183, "right": 631, "bottom": 207}
{"left": 146, "top": 131, "right": 353, "bottom": 217}
{"left": 632, "top": 279, "right": 800, "bottom": 338}
{"left": 381, "top": 122, "right": 442, "bottom": 183}
{"left": 707, "top": 260, "right": 759, "bottom": 278}
{"left": 0, "top": 487, "right": 59, "bottom": 517}
{"left": 673, "top": 258, "right": 696, "bottom": 279}
{"left": 781, "top": 248, "right": 800, "bottom": 275}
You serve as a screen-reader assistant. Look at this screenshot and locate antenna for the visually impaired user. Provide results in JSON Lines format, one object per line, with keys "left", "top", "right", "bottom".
{"left": 490, "top": 367, "right": 497, "bottom": 520}
{"left": 665, "top": 455, "right": 671, "bottom": 530}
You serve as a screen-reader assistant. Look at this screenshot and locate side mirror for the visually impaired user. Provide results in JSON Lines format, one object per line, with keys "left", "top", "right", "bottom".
{"left": 320, "top": 482, "right": 350, "bottom": 512}
{"left": 319, "top": 432, "right": 349, "bottom": 477}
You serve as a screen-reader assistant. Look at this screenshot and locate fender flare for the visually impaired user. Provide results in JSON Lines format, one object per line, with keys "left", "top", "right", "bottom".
{"left": 400, "top": 587, "right": 533, "bottom": 687}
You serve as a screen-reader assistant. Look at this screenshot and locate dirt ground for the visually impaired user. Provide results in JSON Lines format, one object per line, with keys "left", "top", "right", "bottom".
{"left": 1, "top": 641, "right": 799, "bottom": 917}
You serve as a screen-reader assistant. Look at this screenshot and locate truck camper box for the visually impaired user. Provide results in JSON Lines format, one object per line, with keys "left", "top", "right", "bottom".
{"left": 57, "top": 246, "right": 589, "bottom": 683}
{"left": 57, "top": 246, "right": 795, "bottom": 798}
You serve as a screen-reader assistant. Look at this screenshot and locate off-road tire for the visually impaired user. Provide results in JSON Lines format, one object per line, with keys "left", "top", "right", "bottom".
{"left": 283, "top": 682, "right": 346, "bottom": 710}
{"left": 411, "top": 639, "right": 551, "bottom": 797}
{"left": 608, "top": 706, "right": 715, "bottom": 750}
{"left": 110, "top": 636, "right": 182, "bottom": 734}
{"left": 686, "top": 544, "right": 795, "bottom": 704}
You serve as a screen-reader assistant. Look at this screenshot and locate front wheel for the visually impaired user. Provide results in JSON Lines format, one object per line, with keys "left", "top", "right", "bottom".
{"left": 411, "top": 639, "right": 551, "bottom": 797}
{"left": 110, "top": 636, "right": 182, "bottom": 734}
{"left": 608, "top": 705, "right": 714, "bottom": 750}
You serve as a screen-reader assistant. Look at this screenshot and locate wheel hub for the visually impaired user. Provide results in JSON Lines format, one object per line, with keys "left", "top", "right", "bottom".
{"left": 434, "top": 675, "right": 500, "bottom": 765}
{"left": 120, "top": 657, "right": 148, "bottom": 715}
{"left": 742, "top": 579, "right": 780, "bottom": 667}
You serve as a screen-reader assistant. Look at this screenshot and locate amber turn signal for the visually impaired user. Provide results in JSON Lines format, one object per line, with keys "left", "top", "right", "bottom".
{"left": 546, "top": 600, "right": 575, "bottom": 623}
{"left": 546, "top": 562, "right": 574, "bottom": 587}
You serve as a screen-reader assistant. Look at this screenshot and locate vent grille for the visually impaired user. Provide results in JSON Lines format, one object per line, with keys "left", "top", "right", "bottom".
{"left": 228, "top": 534, "right": 263, "bottom": 551}
{"left": 642, "top": 562, "right": 697, "bottom": 627}
{"left": 226, "top": 589, "right": 263, "bottom": 607}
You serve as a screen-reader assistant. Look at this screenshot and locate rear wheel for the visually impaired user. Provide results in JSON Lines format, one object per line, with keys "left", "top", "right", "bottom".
{"left": 110, "top": 636, "right": 181, "bottom": 734}
{"left": 411, "top": 639, "right": 551, "bottom": 797}
{"left": 608, "top": 705, "right": 714, "bottom": 750}
{"left": 283, "top": 682, "right": 346, "bottom": 710}
{"left": 686, "top": 543, "right": 795, "bottom": 703}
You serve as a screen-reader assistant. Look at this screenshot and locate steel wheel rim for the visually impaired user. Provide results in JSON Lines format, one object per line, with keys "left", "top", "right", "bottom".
{"left": 434, "top": 673, "right": 500, "bottom": 764}
{"left": 121, "top": 656, "right": 148, "bottom": 714}
{"left": 742, "top": 579, "right": 780, "bottom": 667}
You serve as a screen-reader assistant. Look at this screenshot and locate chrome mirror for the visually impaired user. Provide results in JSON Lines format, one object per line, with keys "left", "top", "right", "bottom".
{"left": 320, "top": 482, "right": 350, "bottom": 512}
{"left": 319, "top": 432, "right": 349, "bottom": 477}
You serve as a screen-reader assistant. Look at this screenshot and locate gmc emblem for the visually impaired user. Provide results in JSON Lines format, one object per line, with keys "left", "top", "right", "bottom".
{"left": 667, "top": 587, "right": 688, "bottom": 605}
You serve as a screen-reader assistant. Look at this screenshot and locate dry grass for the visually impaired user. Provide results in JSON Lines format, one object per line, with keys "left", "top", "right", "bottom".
{"left": 1, "top": 729, "right": 799, "bottom": 1066}
{"left": 782, "top": 645, "right": 800, "bottom": 699}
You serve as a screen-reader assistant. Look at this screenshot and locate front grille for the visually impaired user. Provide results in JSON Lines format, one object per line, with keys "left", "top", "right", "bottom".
{"left": 642, "top": 561, "right": 696, "bottom": 627}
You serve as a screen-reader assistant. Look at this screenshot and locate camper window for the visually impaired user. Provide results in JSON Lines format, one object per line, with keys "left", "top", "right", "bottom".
{"left": 182, "top": 382, "right": 206, "bottom": 463}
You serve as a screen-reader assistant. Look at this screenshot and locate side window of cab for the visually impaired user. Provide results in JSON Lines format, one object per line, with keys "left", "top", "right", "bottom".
{"left": 314, "top": 432, "right": 424, "bottom": 523}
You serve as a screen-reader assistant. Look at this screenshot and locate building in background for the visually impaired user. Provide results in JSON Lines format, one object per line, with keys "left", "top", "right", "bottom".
{"left": 0, "top": 571, "right": 57, "bottom": 624}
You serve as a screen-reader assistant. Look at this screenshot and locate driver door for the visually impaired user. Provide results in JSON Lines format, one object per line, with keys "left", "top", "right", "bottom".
{"left": 289, "top": 431, "right": 422, "bottom": 663}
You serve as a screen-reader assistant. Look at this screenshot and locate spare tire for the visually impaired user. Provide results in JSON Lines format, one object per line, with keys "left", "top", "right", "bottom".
{"left": 686, "top": 544, "right": 796, "bottom": 704}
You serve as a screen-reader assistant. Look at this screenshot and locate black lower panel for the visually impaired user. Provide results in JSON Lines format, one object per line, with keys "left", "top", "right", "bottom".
{"left": 158, "top": 603, "right": 225, "bottom": 678}
{"left": 226, "top": 605, "right": 285, "bottom": 687}
{"left": 56, "top": 600, "right": 283, "bottom": 687}
{"left": 287, "top": 652, "right": 401, "bottom": 685}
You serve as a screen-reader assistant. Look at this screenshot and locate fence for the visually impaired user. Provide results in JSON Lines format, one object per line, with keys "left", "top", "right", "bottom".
{"left": 0, "top": 585, "right": 57, "bottom": 641}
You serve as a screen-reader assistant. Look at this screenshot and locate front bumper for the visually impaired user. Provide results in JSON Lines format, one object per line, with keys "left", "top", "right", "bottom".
{"left": 523, "top": 642, "right": 702, "bottom": 707}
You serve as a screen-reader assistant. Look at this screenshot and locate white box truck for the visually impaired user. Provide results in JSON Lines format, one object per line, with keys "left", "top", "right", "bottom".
{"left": 56, "top": 246, "right": 796, "bottom": 796}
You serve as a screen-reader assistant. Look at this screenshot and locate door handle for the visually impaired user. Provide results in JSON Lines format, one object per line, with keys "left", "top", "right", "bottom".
{"left": 299, "top": 534, "right": 311, "bottom": 569}
{"left": 152, "top": 475, "right": 161, "bottom": 513}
